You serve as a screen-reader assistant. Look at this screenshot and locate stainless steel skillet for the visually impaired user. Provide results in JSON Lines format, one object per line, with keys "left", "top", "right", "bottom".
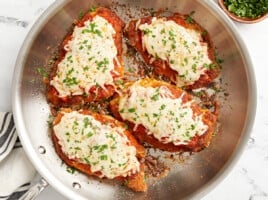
{"left": 12, "top": 0, "right": 256, "bottom": 199}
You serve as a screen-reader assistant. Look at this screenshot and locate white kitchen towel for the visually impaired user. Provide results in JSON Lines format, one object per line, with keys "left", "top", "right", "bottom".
{"left": 0, "top": 112, "right": 36, "bottom": 200}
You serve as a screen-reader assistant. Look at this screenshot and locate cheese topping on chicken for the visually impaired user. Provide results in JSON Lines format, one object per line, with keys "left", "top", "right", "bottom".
{"left": 139, "top": 17, "right": 212, "bottom": 86}
{"left": 53, "top": 111, "right": 140, "bottom": 179}
{"left": 50, "top": 16, "right": 117, "bottom": 97}
{"left": 118, "top": 81, "right": 208, "bottom": 145}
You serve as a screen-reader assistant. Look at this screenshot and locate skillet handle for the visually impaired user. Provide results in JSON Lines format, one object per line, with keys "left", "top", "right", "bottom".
{"left": 19, "top": 178, "right": 48, "bottom": 200}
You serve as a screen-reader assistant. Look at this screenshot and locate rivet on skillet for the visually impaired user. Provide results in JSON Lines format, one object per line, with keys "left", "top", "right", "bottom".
{"left": 38, "top": 146, "right": 46, "bottom": 154}
{"left": 72, "top": 182, "right": 81, "bottom": 190}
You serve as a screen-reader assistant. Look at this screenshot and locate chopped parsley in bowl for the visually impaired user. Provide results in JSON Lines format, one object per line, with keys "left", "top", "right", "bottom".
{"left": 218, "top": 0, "right": 268, "bottom": 23}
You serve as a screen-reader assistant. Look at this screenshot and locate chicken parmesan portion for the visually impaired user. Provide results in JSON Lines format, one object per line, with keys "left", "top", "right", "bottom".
{"left": 52, "top": 109, "right": 147, "bottom": 192}
{"left": 125, "top": 13, "right": 220, "bottom": 89}
{"left": 110, "top": 79, "right": 217, "bottom": 152}
{"left": 47, "top": 7, "right": 125, "bottom": 107}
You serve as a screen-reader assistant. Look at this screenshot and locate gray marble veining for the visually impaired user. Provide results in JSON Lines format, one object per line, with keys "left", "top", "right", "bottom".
{"left": 0, "top": 16, "right": 28, "bottom": 27}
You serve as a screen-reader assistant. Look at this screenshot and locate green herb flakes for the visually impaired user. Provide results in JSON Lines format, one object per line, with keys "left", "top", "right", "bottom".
{"left": 224, "top": 0, "right": 268, "bottom": 19}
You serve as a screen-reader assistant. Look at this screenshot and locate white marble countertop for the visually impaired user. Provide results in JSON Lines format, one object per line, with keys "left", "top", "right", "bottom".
{"left": 1, "top": 0, "right": 267, "bottom": 199}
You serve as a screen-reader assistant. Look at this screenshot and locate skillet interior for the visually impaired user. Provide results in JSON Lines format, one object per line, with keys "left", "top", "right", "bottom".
{"left": 12, "top": 0, "right": 256, "bottom": 199}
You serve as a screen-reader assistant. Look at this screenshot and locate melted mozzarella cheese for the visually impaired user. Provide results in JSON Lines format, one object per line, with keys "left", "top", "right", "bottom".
{"left": 118, "top": 81, "right": 208, "bottom": 145}
{"left": 50, "top": 16, "right": 117, "bottom": 97}
{"left": 139, "top": 18, "right": 212, "bottom": 86}
{"left": 53, "top": 111, "right": 140, "bottom": 179}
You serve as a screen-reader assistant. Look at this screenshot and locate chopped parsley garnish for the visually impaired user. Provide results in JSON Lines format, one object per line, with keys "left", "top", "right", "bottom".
{"left": 46, "top": 115, "right": 53, "bottom": 128}
{"left": 82, "top": 22, "right": 102, "bottom": 37}
{"left": 115, "top": 79, "right": 124, "bottom": 86}
{"left": 96, "top": 58, "right": 109, "bottom": 72}
{"left": 127, "top": 67, "right": 135, "bottom": 73}
{"left": 192, "top": 63, "right": 197, "bottom": 73}
{"left": 128, "top": 108, "right": 136, "bottom": 113}
{"left": 36, "top": 67, "right": 48, "bottom": 78}
{"left": 83, "top": 117, "right": 90, "bottom": 128}
{"left": 185, "top": 11, "right": 195, "bottom": 24}
{"left": 84, "top": 157, "right": 91, "bottom": 165}
{"left": 66, "top": 166, "right": 76, "bottom": 174}
{"left": 87, "top": 132, "right": 94, "bottom": 137}
{"left": 203, "top": 62, "right": 218, "bottom": 70}
{"left": 89, "top": 6, "right": 96, "bottom": 13}
{"left": 63, "top": 77, "right": 79, "bottom": 87}
{"left": 215, "top": 52, "right": 224, "bottom": 64}
{"left": 100, "top": 155, "right": 108, "bottom": 160}
{"left": 142, "top": 28, "right": 152, "bottom": 35}
{"left": 160, "top": 104, "right": 166, "bottom": 110}
{"left": 151, "top": 88, "right": 160, "bottom": 101}
{"left": 78, "top": 10, "right": 84, "bottom": 20}
{"left": 93, "top": 144, "right": 108, "bottom": 153}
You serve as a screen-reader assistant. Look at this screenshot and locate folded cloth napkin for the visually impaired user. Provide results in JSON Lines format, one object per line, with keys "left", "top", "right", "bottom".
{"left": 0, "top": 112, "right": 36, "bottom": 200}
